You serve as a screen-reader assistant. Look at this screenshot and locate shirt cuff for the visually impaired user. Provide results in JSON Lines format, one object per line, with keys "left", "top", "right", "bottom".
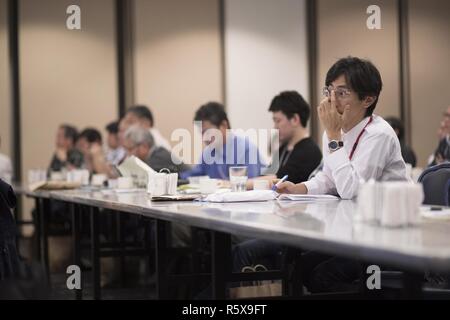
{"left": 303, "top": 180, "right": 318, "bottom": 194}
{"left": 326, "top": 147, "right": 349, "bottom": 172}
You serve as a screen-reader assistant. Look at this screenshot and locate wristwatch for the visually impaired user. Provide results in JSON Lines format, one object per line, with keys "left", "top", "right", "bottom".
{"left": 328, "top": 140, "right": 344, "bottom": 152}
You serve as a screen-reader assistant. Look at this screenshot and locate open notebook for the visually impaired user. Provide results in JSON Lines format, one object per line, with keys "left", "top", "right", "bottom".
{"left": 277, "top": 194, "right": 340, "bottom": 201}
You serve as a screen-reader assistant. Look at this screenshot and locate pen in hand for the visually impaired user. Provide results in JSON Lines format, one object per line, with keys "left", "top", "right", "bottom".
{"left": 272, "top": 175, "right": 289, "bottom": 191}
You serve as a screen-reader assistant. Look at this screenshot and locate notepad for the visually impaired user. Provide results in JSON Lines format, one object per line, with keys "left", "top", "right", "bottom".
{"left": 277, "top": 194, "right": 340, "bottom": 201}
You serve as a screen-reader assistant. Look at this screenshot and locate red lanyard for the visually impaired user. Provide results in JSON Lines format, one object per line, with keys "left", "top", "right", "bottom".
{"left": 349, "top": 116, "right": 373, "bottom": 160}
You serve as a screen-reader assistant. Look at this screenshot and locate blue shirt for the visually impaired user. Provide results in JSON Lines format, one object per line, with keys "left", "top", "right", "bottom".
{"left": 180, "top": 135, "right": 265, "bottom": 180}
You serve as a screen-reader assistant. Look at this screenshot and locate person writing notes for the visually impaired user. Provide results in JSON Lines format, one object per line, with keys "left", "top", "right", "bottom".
{"left": 232, "top": 57, "right": 411, "bottom": 295}
{"left": 276, "top": 57, "right": 410, "bottom": 199}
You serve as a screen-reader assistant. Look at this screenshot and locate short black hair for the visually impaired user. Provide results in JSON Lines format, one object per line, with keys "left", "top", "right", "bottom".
{"left": 105, "top": 121, "right": 119, "bottom": 134}
{"left": 78, "top": 128, "right": 102, "bottom": 144}
{"left": 194, "top": 102, "right": 230, "bottom": 128}
{"left": 325, "top": 56, "right": 382, "bottom": 116}
{"left": 268, "top": 91, "right": 310, "bottom": 128}
{"left": 127, "top": 105, "right": 154, "bottom": 126}
{"left": 60, "top": 124, "right": 78, "bottom": 144}
{"left": 385, "top": 116, "right": 404, "bottom": 141}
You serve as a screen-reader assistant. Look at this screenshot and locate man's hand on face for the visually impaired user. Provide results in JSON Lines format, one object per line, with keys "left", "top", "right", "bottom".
{"left": 318, "top": 90, "right": 350, "bottom": 141}
{"left": 56, "top": 148, "right": 67, "bottom": 162}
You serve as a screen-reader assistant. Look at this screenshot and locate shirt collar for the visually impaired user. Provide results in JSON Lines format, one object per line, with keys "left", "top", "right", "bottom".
{"left": 341, "top": 116, "right": 372, "bottom": 143}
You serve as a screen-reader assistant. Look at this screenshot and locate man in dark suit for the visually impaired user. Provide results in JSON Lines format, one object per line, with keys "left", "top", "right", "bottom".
{"left": 123, "top": 125, "right": 190, "bottom": 173}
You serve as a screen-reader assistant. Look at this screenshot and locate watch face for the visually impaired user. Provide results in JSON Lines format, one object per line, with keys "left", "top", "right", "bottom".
{"left": 329, "top": 141, "right": 338, "bottom": 149}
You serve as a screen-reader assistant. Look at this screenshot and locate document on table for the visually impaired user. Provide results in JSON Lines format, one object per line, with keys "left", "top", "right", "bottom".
{"left": 421, "top": 206, "right": 450, "bottom": 220}
{"left": 151, "top": 194, "right": 200, "bottom": 201}
{"left": 277, "top": 194, "right": 340, "bottom": 201}
{"left": 203, "top": 190, "right": 278, "bottom": 203}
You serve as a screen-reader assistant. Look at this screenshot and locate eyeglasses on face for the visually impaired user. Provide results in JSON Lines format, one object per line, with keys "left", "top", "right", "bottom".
{"left": 322, "top": 86, "right": 352, "bottom": 99}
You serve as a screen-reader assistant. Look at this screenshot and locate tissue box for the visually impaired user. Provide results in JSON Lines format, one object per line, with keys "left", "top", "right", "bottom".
{"left": 357, "top": 181, "right": 423, "bottom": 227}
{"left": 147, "top": 172, "right": 178, "bottom": 196}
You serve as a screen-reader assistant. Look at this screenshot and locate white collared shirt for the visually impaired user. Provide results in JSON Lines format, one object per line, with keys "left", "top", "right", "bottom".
{"left": 304, "top": 114, "right": 409, "bottom": 199}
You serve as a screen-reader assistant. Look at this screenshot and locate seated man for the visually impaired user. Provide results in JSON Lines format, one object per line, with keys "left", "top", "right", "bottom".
{"left": 122, "top": 125, "right": 189, "bottom": 173}
{"left": 236, "top": 57, "right": 410, "bottom": 294}
{"left": 429, "top": 106, "right": 450, "bottom": 166}
{"left": 123, "top": 125, "right": 192, "bottom": 248}
{"left": 105, "top": 121, "right": 127, "bottom": 166}
{"left": 76, "top": 128, "right": 113, "bottom": 177}
{"left": 385, "top": 116, "right": 417, "bottom": 167}
{"left": 277, "top": 57, "right": 409, "bottom": 199}
{"left": 121, "top": 105, "right": 172, "bottom": 151}
{"left": 252, "top": 90, "right": 322, "bottom": 186}
{"left": 49, "top": 124, "right": 84, "bottom": 173}
{"left": 180, "top": 102, "right": 265, "bottom": 180}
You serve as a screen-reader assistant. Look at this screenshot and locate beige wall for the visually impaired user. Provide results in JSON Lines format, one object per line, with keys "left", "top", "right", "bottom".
{"left": 409, "top": 0, "right": 450, "bottom": 167}
{"left": 224, "top": 0, "right": 309, "bottom": 133}
{"left": 0, "top": 0, "right": 11, "bottom": 159}
{"left": 19, "top": 0, "right": 118, "bottom": 225}
{"left": 133, "top": 0, "right": 223, "bottom": 156}
{"left": 20, "top": 0, "right": 118, "bottom": 173}
{"left": 316, "top": 0, "right": 401, "bottom": 141}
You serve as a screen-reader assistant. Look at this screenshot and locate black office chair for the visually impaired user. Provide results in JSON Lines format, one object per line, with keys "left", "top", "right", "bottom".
{"left": 416, "top": 163, "right": 450, "bottom": 293}
{"left": 446, "top": 179, "right": 450, "bottom": 206}
{"left": 418, "top": 163, "right": 450, "bottom": 206}
{"left": 363, "top": 165, "right": 450, "bottom": 298}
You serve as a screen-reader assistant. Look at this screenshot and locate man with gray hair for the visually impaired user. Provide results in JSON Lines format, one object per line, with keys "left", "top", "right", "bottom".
{"left": 123, "top": 125, "right": 189, "bottom": 173}
{"left": 124, "top": 125, "right": 192, "bottom": 249}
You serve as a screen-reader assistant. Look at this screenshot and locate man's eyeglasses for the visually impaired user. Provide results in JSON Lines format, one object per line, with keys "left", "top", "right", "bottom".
{"left": 322, "top": 86, "right": 352, "bottom": 99}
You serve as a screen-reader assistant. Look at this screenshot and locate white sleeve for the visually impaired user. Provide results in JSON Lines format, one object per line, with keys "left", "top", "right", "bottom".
{"left": 304, "top": 170, "right": 336, "bottom": 195}
{"left": 326, "top": 133, "right": 393, "bottom": 199}
{"left": 303, "top": 133, "right": 336, "bottom": 195}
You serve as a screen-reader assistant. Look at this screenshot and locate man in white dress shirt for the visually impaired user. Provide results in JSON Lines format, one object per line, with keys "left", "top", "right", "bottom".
{"left": 276, "top": 56, "right": 409, "bottom": 199}
{"left": 233, "top": 57, "right": 411, "bottom": 295}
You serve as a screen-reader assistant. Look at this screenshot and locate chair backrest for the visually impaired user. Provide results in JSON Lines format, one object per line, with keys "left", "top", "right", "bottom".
{"left": 446, "top": 179, "right": 450, "bottom": 207}
{"left": 418, "top": 163, "right": 450, "bottom": 206}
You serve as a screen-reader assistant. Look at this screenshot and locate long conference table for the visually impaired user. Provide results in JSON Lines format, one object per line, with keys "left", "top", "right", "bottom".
{"left": 15, "top": 185, "right": 450, "bottom": 300}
